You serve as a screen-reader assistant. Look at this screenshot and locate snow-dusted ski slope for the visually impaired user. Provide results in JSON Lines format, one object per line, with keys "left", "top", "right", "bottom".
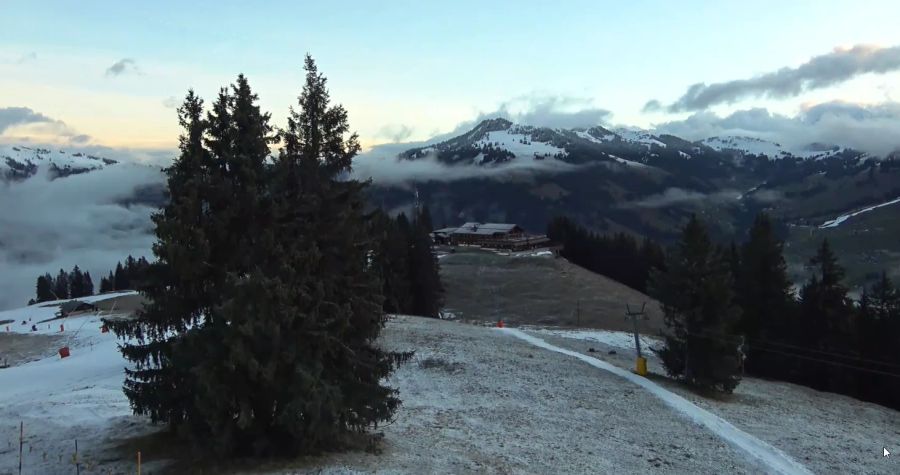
{"left": 474, "top": 130, "right": 566, "bottom": 158}
{"left": 501, "top": 328, "right": 812, "bottom": 475}
{"left": 820, "top": 196, "right": 900, "bottom": 228}
{"left": 528, "top": 327, "right": 660, "bottom": 352}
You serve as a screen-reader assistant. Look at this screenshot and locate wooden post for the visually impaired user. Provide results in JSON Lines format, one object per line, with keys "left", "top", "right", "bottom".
{"left": 137, "top": 450, "right": 141, "bottom": 475}
{"left": 75, "top": 439, "right": 80, "bottom": 475}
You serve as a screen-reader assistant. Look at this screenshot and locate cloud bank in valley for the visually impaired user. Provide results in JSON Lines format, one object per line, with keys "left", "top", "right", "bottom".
{"left": 352, "top": 146, "right": 587, "bottom": 187}
{"left": 653, "top": 100, "right": 900, "bottom": 156}
{"left": 646, "top": 44, "right": 900, "bottom": 113}
{"left": 0, "top": 164, "right": 165, "bottom": 309}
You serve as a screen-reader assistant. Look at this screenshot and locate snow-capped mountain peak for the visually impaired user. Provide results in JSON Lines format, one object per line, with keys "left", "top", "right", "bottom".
{"left": 1, "top": 144, "right": 118, "bottom": 183}
{"left": 699, "top": 135, "right": 845, "bottom": 160}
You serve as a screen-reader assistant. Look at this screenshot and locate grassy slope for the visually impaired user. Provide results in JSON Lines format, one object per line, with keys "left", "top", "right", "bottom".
{"left": 439, "top": 247, "right": 664, "bottom": 334}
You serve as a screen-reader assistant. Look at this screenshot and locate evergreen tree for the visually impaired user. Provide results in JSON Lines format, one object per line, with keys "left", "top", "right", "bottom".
{"left": 649, "top": 215, "right": 743, "bottom": 393}
{"left": 99, "top": 276, "right": 111, "bottom": 293}
{"left": 407, "top": 206, "right": 444, "bottom": 317}
{"left": 109, "top": 59, "right": 408, "bottom": 457}
{"left": 54, "top": 269, "right": 69, "bottom": 300}
{"left": 107, "top": 89, "right": 217, "bottom": 452}
{"left": 114, "top": 262, "right": 128, "bottom": 290}
{"left": 70, "top": 265, "right": 85, "bottom": 298}
{"left": 372, "top": 212, "right": 413, "bottom": 314}
{"left": 735, "top": 213, "right": 795, "bottom": 376}
{"left": 36, "top": 274, "right": 53, "bottom": 302}
{"left": 798, "top": 239, "right": 854, "bottom": 391}
{"left": 83, "top": 271, "right": 94, "bottom": 296}
{"left": 867, "top": 271, "right": 899, "bottom": 320}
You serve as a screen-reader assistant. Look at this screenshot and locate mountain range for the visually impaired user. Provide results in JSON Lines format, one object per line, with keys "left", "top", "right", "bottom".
{"left": 368, "top": 118, "right": 900, "bottom": 289}
{"left": 3, "top": 118, "right": 899, "bottom": 292}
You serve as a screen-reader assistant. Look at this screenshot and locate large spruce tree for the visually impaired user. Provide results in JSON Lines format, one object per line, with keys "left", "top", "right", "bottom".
{"left": 109, "top": 57, "right": 408, "bottom": 457}
{"left": 53, "top": 269, "right": 69, "bottom": 300}
{"left": 407, "top": 206, "right": 444, "bottom": 317}
{"left": 735, "top": 213, "right": 795, "bottom": 375}
{"left": 798, "top": 239, "right": 854, "bottom": 390}
{"left": 649, "top": 215, "right": 743, "bottom": 393}
{"left": 35, "top": 274, "right": 53, "bottom": 302}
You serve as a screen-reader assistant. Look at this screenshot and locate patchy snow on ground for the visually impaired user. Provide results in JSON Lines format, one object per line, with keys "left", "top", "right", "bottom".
{"left": 474, "top": 130, "right": 566, "bottom": 159}
{"left": 1, "top": 291, "right": 137, "bottom": 332}
{"left": 820, "top": 196, "right": 900, "bottom": 228}
{"left": 3, "top": 311, "right": 897, "bottom": 474}
{"left": 505, "top": 329, "right": 811, "bottom": 475}
{"left": 529, "top": 327, "right": 661, "bottom": 352}
{"left": 538, "top": 328, "right": 900, "bottom": 475}
{"left": 0, "top": 307, "right": 162, "bottom": 474}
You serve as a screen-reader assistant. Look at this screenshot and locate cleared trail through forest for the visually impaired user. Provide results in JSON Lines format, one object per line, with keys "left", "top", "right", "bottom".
{"left": 501, "top": 328, "right": 812, "bottom": 475}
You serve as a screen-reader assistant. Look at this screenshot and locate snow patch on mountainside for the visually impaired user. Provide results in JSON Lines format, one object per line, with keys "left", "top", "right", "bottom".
{"left": 701, "top": 136, "right": 842, "bottom": 160}
{"left": 820, "top": 196, "right": 900, "bottom": 228}
{"left": 1, "top": 144, "right": 117, "bottom": 182}
{"left": 575, "top": 130, "right": 613, "bottom": 144}
{"left": 474, "top": 130, "right": 566, "bottom": 159}
{"left": 613, "top": 127, "right": 667, "bottom": 149}
{"left": 607, "top": 154, "right": 649, "bottom": 168}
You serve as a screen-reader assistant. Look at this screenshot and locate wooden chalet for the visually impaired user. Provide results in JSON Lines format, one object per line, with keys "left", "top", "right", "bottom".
{"left": 431, "top": 222, "right": 551, "bottom": 250}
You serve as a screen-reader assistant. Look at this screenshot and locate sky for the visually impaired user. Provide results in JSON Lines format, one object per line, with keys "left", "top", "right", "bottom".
{"left": 2, "top": 0, "right": 900, "bottom": 157}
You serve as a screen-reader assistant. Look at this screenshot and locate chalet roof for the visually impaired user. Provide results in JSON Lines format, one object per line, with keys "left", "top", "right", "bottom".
{"left": 452, "top": 222, "right": 522, "bottom": 235}
{"left": 59, "top": 300, "right": 96, "bottom": 313}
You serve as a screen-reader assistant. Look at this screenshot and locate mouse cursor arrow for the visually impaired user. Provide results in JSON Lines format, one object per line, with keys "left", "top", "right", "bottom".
{"left": 885, "top": 447, "right": 891, "bottom": 457}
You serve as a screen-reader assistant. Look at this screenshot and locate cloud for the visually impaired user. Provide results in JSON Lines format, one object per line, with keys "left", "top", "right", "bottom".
{"left": 653, "top": 100, "right": 900, "bottom": 156}
{"left": 625, "top": 188, "right": 740, "bottom": 208}
{"left": 444, "top": 94, "right": 613, "bottom": 139}
{"left": 352, "top": 144, "right": 589, "bottom": 187}
{"left": 651, "top": 45, "right": 900, "bottom": 112}
{"left": 161, "top": 96, "right": 179, "bottom": 109}
{"left": 0, "top": 107, "right": 57, "bottom": 134}
{"left": 16, "top": 52, "right": 37, "bottom": 64}
{"left": 105, "top": 58, "right": 139, "bottom": 77}
{"left": 0, "top": 163, "right": 165, "bottom": 309}
{"left": 0, "top": 107, "right": 94, "bottom": 146}
{"left": 377, "top": 124, "right": 414, "bottom": 143}
{"left": 642, "top": 99, "right": 662, "bottom": 113}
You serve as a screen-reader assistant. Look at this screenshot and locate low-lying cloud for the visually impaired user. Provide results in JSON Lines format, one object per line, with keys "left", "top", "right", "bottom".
{"left": 653, "top": 100, "right": 900, "bottom": 156}
{"left": 624, "top": 187, "right": 782, "bottom": 209}
{"left": 352, "top": 144, "right": 587, "bottom": 187}
{"left": 0, "top": 164, "right": 165, "bottom": 310}
{"left": 625, "top": 188, "right": 739, "bottom": 208}
{"left": 377, "top": 124, "right": 414, "bottom": 143}
{"left": 647, "top": 44, "right": 900, "bottom": 113}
